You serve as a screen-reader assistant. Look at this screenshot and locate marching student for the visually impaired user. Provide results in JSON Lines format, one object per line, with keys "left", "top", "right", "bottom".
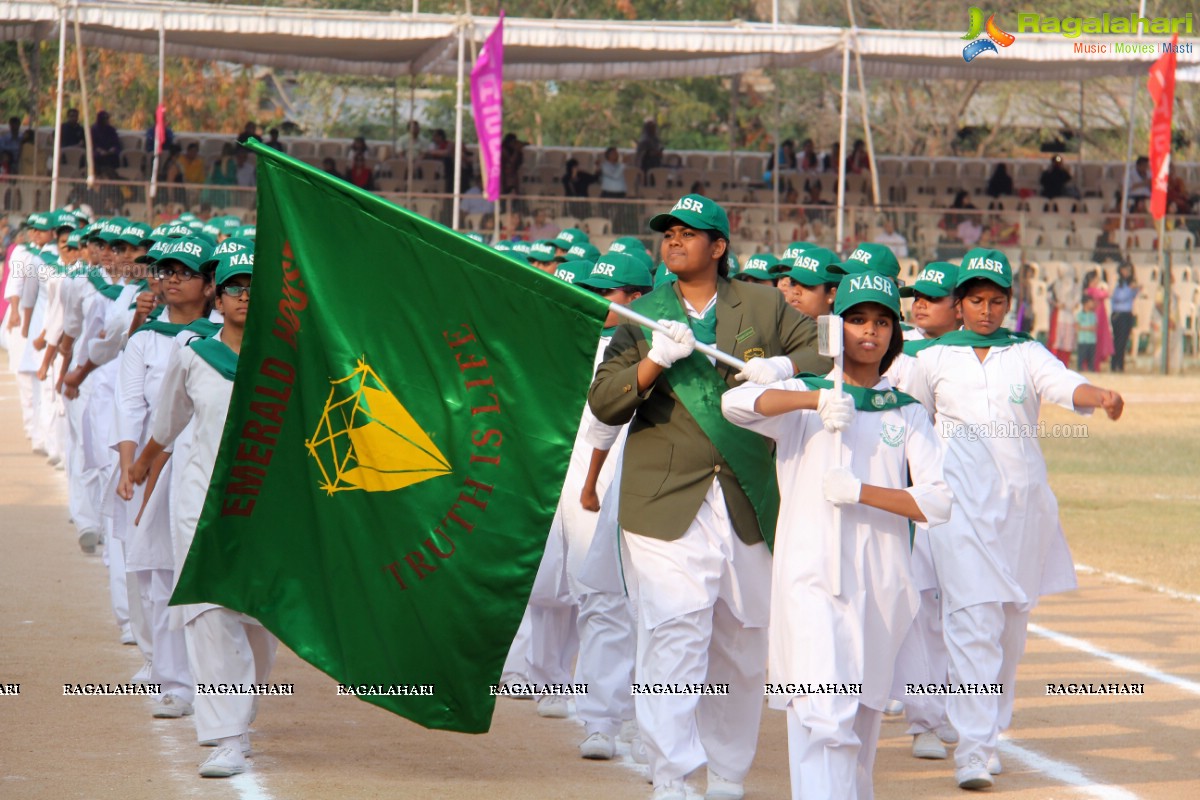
{"left": 6, "top": 213, "right": 54, "bottom": 449}
{"left": 130, "top": 249, "right": 277, "bottom": 779}
{"left": 782, "top": 246, "right": 840, "bottom": 321}
{"left": 722, "top": 271, "right": 951, "bottom": 800}
{"left": 589, "top": 194, "right": 828, "bottom": 800}
{"left": 904, "top": 247, "right": 1125, "bottom": 790}
{"left": 114, "top": 237, "right": 217, "bottom": 720}
{"left": 887, "top": 263, "right": 963, "bottom": 760}
{"left": 733, "top": 254, "right": 779, "bottom": 286}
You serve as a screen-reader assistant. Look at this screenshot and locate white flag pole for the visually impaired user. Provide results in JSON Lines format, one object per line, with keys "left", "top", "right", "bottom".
{"left": 606, "top": 302, "right": 748, "bottom": 372}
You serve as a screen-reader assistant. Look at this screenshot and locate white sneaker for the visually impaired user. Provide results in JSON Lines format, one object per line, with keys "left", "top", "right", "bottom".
{"left": 955, "top": 754, "right": 994, "bottom": 790}
{"left": 705, "top": 767, "right": 744, "bottom": 800}
{"left": 579, "top": 732, "right": 615, "bottom": 760}
{"left": 498, "top": 672, "right": 532, "bottom": 700}
{"left": 988, "top": 753, "right": 1002, "bottom": 775}
{"left": 912, "top": 731, "right": 947, "bottom": 759}
{"left": 153, "top": 694, "right": 194, "bottom": 718}
{"left": 78, "top": 528, "right": 99, "bottom": 555}
{"left": 47, "top": 454, "right": 62, "bottom": 467}
{"left": 883, "top": 699, "right": 905, "bottom": 716}
{"left": 936, "top": 723, "right": 960, "bottom": 744}
{"left": 651, "top": 781, "right": 687, "bottom": 800}
{"left": 131, "top": 660, "right": 153, "bottom": 684}
{"left": 536, "top": 696, "right": 569, "bottom": 718}
{"left": 119, "top": 626, "right": 135, "bottom": 646}
{"left": 618, "top": 718, "right": 639, "bottom": 743}
{"left": 630, "top": 735, "right": 649, "bottom": 764}
{"left": 199, "top": 745, "right": 245, "bottom": 778}
{"left": 200, "top": 734, "right": 251, "bottom": 755}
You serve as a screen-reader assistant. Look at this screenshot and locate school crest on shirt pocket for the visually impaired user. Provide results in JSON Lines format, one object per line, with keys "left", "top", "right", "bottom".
{"left": 742, "top": 347, "right": 766, "bottom": 360}
{"left": 1009, "top": 383, "right": 1027, "bottom": 404}
{"left": 880, "top": 423, "right": 904, "bottom": 448}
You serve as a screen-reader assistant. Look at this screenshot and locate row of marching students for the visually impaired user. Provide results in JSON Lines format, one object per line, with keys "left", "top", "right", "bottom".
{"left": 502, "top": 193, "right": 1125, "bottom": 800}
{"left": 1, "top": 208, "right": 271, "bottom": 779}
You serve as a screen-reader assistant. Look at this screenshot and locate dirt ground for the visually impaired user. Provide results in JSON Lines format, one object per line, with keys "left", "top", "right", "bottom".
{"left": 2, "top": 368, "right": 1199, "bottom": 800}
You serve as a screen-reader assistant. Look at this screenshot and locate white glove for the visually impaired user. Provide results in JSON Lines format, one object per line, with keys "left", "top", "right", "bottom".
{"left": 647, "top": 319, "right": 696, "bottom": 368}
{"left": 823, "top": 466, "right": 862, "bottom": 506}
{"left": 735, "top": 355, "right": 795, "bottom": 385}
{"left": 817, "top": 388, "right": 855, "bottom": 432}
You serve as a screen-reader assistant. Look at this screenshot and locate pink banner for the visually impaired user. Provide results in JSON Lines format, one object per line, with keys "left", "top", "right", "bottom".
{"left": 155, "top": 103, "right": 166, "bottom": 155}
{"left": 471, "top": 13, "right": 504, "bottom": 202}
{"left": 1147, "top": 33, "right": 1177, "bottom": 222}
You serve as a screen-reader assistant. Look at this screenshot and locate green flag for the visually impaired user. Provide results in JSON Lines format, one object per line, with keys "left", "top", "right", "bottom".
{"left": 171, "top": 140, "right": 610, "bottom": 733}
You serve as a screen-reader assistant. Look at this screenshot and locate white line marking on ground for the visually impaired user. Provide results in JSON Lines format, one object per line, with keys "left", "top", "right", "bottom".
{"left": 1028, "top": 624, "right": 1200, "bottom": 697}
{"left": 999, "top": 736, "right": 1142, "bottom": 800}
{"left": 1075, "top": 563, "right": 1200, "bottom": 604}
{"left": 229, "top": 772, "right": 274, "bottom": 800}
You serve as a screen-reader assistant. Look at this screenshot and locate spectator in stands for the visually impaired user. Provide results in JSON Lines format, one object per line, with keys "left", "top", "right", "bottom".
{"left": 981, "top": 214, "right": 1020, "bottom": 247}
{"left": 822, "top": 141, "right": 840, "bottom": 173}
{"left": 145, "top": 115, "right": 175, "bottom": 153}
{"left": 347, "top": 153, "right": 375, "bottom": 191}
{"left": 563, "top": 157, "right": 597, "bottom": 218}
{"left": 846, "top": 138, "right": 870, "bottom": 174}
{"left": 0, "top": 117, "right": 20, "bottom": 166}
{"left": 90, "top": 110, "right": 122, "bottom": 178}
{"left": 202, "top": 142, "right": 238, "bottom": 206}
{"left": 179, "top": 142, "right": 206, "bottom": 185}
{"left": 872, "top": 216, "right": 908, "bottom": 258}
{"left": 321, "top": 157, "right": 343, "bottom": 179}
{"left": 1082, "top": 269, "right": 1114, "bottom": 369}
{"left": 1126, "top": 197, "right": 1151, "bottom": 230}
{"left": 1039, "top": 155, "right": 1074, "bottom": 199}
{"left": 460, "top": 181, "right": 491, "bottom": 215}
{"left": 1075, "top": 296, "right": 1098, "bottom": 371}
{"left": 765, "top": 139, "right": 797, "bottom": 185}
{"left": 500, "top": 133, "right": 526, "bottom": 199}
{"left": 525, "top": 207, "right": 559, "bottom": 241}
{"left": 0, "top": 151, "right": 14, "bottom": 179}
{"left": 1109, "top": 262, "right": 1138, "bottom": 372}
{"left": 1014, "top": 263, "right": 1037, "bottom": 334}
{"left": 1126, "top": 155, "right": 1151, "bottom": 203}
{"left": 60, "top": 108, "right": 85, "bottom": 149}
{"left": 1092, "top": 217, "right": 1123, "bottom": 264}
{"left": 234, "top": 149, "right": 255, "bottom": 187}
{"left": 236, "top": 121, "right": 261, "bottom": 145}
{"left": 402, "top": 120, "right": 422, "bottom": 163}
{"left": 158, "top": 143, "right": 186, "bottom": 204}
{"left": 955, "top": 215, "right": 983, "bottom": 247}
{"left": 1166, "top": 165, "right": 1193, "bottom": 215}
{"left": 635, "top": 119, "right": 664, "bottom": 179}
{"left": 264, "top": 128, "right": 286, "bottom": 153}
{"left": 348, "top": 136, "right": 369, "bottom": 160}
{"left": 691, "top": 180, "right": 708, "bottom": 195}
{"left": 986, "top": 163, "right": 1013, "bottom": 198}
{"left": 427, "top": 128, "right": 458, "bottom": 194}
{"left": 596, "top": 146, "right": 627, "bottom": 199}
{"left": 799, "top": 138, "right": 821, "bottom": 172}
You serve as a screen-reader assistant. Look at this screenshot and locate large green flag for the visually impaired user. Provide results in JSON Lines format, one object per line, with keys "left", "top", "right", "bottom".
{"left": 171, "top": 140, "right": 610, "bottom": 733}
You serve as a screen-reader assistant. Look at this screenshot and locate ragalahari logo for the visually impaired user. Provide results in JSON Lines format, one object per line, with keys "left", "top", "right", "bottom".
{"left": 307, "top": 359, "right": 452, "bottom": 494}
{"left": 962, "top": 7, "right": 1016, "bottom": 62}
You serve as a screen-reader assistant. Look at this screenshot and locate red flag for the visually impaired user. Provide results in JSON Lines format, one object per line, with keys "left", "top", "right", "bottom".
{"left": 155, "top": 104, "right": 166, "bottom": 155}
{"left": 1147, "top": 34, "right": 1178, "bottom": 221}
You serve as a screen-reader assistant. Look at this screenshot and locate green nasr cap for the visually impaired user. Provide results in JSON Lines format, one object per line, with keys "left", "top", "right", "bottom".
{"left": 735, "top": 253, "right": 779, "bottom": 282}
{"left": 528, "top": 240, "right": 558, "bottom": 263}
{"left": 834, "top": 271, "right": 901, "bottom": 317}
{"left": 648, "top": 194, "right": 730, "bottom": 240}
{"left": 779, "top": 240, "right": 815, "bottom": 264}
{"left": 553, "top": 260, "right": 587, "bottom": 285}
{"left": 214, "top": 250, "right": 255, "bottom": 286}
{"left": 956, "top": 247, "right": 1012, "bottom": 289}
{"left": 831, "top": 242, "right": 900, "bottom": 279}
{"left": 576, "top": 252, "right": 653, "bottom": 291}
{"left": 551, "top": 227, "right": 589, "bottom": 251}
{"left": 787, "top": 246, "right": 842, "bottom": 287}
{"left": 566, "top": 242, "right": 601, "bottom": 263}
{"left": 900, "top": 262, "right": 959, "bottom": 298}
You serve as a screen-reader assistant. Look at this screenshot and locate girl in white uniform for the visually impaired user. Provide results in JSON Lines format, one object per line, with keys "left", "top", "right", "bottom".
{"left": 723, "top": 271, "right": 951, "bottom": 800}
{"left": 115, "top": 237, "right": 217, "bottom": 719}
{"left": 130, "top": 250, "right": 278, "bottom": 780}
{"left": 904, "top": 247, "right": 1124, "bottom": 790}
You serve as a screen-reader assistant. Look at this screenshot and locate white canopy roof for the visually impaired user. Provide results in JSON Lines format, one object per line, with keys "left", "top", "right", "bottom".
{"left": 3, "top": 0, "right": 1198, "bottom": 82}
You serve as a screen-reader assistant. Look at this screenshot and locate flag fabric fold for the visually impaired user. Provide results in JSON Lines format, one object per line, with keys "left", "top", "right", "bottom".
{"left": 171, "top": 140, "right": 610, "bottom": 733}
{"left": 471, "top": 12, "right": 505, "bottom": 202}
{"left": 1147, "top": 33, "right": 1178, "bottom": 221}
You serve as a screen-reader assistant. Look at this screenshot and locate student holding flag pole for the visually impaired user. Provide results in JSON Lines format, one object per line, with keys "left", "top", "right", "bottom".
{"left": 129, "top": 249, "right": 277, "bottom": 780}
{"left": 722, "top": 268, "right": 952, "bottom": 800}
{"left": 589, "top": 194, "right": 828, "bottom": 800}
{"left": 903, "top": 247, "right": 1124, "bottom": 790}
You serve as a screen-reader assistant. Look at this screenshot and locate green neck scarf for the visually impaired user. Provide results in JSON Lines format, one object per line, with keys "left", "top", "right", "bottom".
{"left": 903, "top": 327, "right": 1032, "bottom": 356}
{"left": 136, "top": 315, "right": 221, "bottom": 340}
{"left": 601, "top": 326, "right": 617, "bottom": 338}
{"left": 189, "top": 333, "right": 238, "bottom": 381}
{"left": 797, "top": 373, "right": 919, "bottom": 412}
{"left": 632, "top": 287, "right": 779, "bottom": 548}
{"left": 686, "top": 304, "right": 718, "bottom": 345}
{"left": 86, "top": 272, "right": 125, "bottom": 301}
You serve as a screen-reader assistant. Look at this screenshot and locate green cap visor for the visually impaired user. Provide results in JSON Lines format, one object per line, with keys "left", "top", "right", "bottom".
{"left": 647, "top": 194, "right": 730, "bottom": 240}
{"left": 830, "top": 242, "right": 901, "bottom": 279}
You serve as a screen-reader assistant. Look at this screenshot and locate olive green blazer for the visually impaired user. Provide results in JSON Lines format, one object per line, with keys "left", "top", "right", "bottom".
{"left": 587, "top": 277, "right": 830, "bottom": 544}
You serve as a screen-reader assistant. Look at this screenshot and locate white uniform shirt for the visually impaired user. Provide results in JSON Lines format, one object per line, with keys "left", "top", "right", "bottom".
{"left": 723, "top": 370, "right": 951, "bottom": 710}
{"left": 907, "top": 340, "right": 1090, "bottom": 613}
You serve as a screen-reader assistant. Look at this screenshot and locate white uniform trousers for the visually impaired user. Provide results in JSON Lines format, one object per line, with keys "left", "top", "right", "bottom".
{"left": 136, "top": 569, "right": 193, "bottom": 703}
{"left": 101, "top": 523, "right": 131, "bottom": 634}
{"left": 943, "top": 601, "right": 1030, "bottom": 769}
{"left": 185, "top": 608, "right": 278, "bottom": 743}
{"left": 37, "top": 373, "right": 59, "bottom": 461}
{"left": 16, "top": 371, "right": 37, "bottom": 443}
{"left": 501, "top": 608, "right": 533, "bottom": 682}
{"left": 892, "top": 588, "right": 950, "bottom": 735}
{"left": 65, "top": 392, "right": 102, "bottom": 535}
{"left": 624, "top": 484, "right": 770, "bottom": 789}
{"left": 575, "top": 589, "right": 636, "bottom": 737}
{"left": 786, "top": 698, "right": 882, "bottom": 800}
{"left": 528, "top": 604, "right": 577, "bottom": 689}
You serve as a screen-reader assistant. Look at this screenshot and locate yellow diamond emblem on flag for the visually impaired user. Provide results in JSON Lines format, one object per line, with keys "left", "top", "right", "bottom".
{"left": 306, "top": 359, "right": 452, "bottom": 494}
